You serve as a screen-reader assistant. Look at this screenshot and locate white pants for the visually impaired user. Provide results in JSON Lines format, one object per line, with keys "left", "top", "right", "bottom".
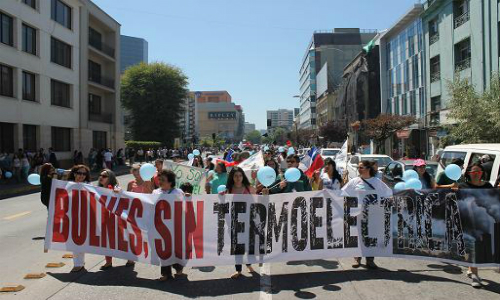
{"left": 73, "top": 252, "right": 85, "bottom": 267}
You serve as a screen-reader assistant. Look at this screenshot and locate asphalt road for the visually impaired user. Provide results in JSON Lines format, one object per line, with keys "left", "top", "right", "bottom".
{"left": 1, "top": 173, "right": 500, "bottom": 299}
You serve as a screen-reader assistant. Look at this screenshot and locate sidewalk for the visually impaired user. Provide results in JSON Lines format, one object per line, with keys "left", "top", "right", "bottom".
{"left": 0, "top": 164, "right": 132, "bottom": 200}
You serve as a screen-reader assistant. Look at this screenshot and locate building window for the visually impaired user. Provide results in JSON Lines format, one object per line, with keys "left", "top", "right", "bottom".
{"left": 402, "top": 94, "right": 408, "bottom": 115}
{"left": 23, "top": 0, "right": 37, "bottom": 9}
{"left": 51, "top": 79, "right": 70, "bottom": 107}
{"left": 0, "top": 64, "right": 14, "bottom": 97}
{"left": 431, "top": 96, "right": 441, "bottom": 112}
{"left": 454, "top": 0, "right": 470, "bottom": 29}
{"left": 0, "top": 12, "right": 13, "bottom": 46}
{"left": 430, "top": 56, "right": 440, "bottom": 82}
{"left": 410, "top": 90, "right": 416, "bottom": 116}
{"left": 51, "top": 37, "right": 71, "bottom": 68}
{"left": 455, "top": 38, "right": 471, "bottom": 71}
{"left": 395, "top": 97, "right": 400, "bottom": 115}
{"left": 23, "top": 124, "right": 37, "bottom": 151}
{"left": 89, "top": 27, "right": 102, "bottom": 50}
{"left": 22, "top": 24, "right": 36, "bottom": 55}
{"left": 0, "top": 122, "right": 15, "bottom": 153}
{"left": 386, "top": 98, "right": 392, "bottom": 114}
{"left": 88, "top": 60, "right": 101, "bottom": 83}
{"left": 93, "top": 131, "right": 107, "bottom": 149}
{"left": 51, "top": 0, "right": 71, "bottom": 29}
{"left": 51, "top": 127, "right": 71, "bottom": 151}
{"left": 89, "top": 93, "right": 101, "bottom": 114}
{"left": 22, "top": 71, "right": 36, "bottom": 101}
{"left": 429, "top": 18, "right": 439, "bottom": 45}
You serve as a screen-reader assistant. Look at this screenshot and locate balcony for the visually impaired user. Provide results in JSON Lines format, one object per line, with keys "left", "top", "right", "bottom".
{"left": 429, "top": 33, "right": 439, "bottom": 45}
{"left": 89, "top": 74, "right": 115, "bottom": 90}
{"left": 455, "top": 57, "right": 471, "bottom": 72}
{"left": 454, "top": 11, "right": 470, "bottom": 29}
{"left": 89, "top": 113, "right": 113, "bottom": 124}
{"left": 89, "top": 37, "right": 115, "bottom": 58}
{"left": 430, "top": 71, "right": 441, "bottom": 82}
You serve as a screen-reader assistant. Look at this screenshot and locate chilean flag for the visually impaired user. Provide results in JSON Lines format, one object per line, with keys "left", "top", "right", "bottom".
{"left": 300, "top": 147, "right": 324, "bottom": 178}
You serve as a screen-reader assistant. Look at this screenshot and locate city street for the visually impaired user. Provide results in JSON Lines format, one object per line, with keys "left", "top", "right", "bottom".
{"left": 0, "top": 174, "right": 499, "bottom": 300}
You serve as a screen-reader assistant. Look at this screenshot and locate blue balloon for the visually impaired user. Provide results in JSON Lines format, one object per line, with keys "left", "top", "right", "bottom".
{"left": 217, "top": 185, "right": 226, "bottom": 193}
{"left": 193, "top": 149, "right": 200, "bottom": 156}
{"left": 287, "top": 148, "right": 295, "bottom": 155}
{"left": 139, "top": 163, "right": 156, "bottom": 181}
{"left": 4, "top": 171, "right": 12, "bottom": 178}
{"left": 264, "top": 146, "right": 270, "bottom": 152}
{"left": 278, "top": 147, "right": 285, "bottom": 153}
{"left": 284, "top": 168, "right": 301, "bottom": 183}
{"left": 405, "top": 178, "right": 423, "bottom": 190}
{"left": 445, "top": 164, "right": 462, "bottom": 181}
{"left": 56, "top": 168, "right": 65, "bottom": 175}
{"left": 403, "top": 170, "right": 419, "bottom": 182}
{"left": 187, "top": 153, "right": 195, "bottom": 160}
{"left": 257, "top": 166, "right": 277, "bottom": 187}
{"left": 394, "top": 182, "right": 406, "bottom": 190}
{"left": 28, "top": 174, "right": 41, "bottom": 185}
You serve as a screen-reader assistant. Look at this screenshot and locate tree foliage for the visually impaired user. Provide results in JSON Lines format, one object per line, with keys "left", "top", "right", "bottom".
{"left": 362, "top": 114, "right": 416, "bottom": 152}
{"left": 245, "top": 130, "right": 262, "bottom": 144}
{"left": 319, "top": 120, "right": 347, "bottom": 143}
{"left": 121, "top": 62, "right": 188, "bottom": 147}
{"left": 447, "top": 74, "right": 500, "bottom": 143}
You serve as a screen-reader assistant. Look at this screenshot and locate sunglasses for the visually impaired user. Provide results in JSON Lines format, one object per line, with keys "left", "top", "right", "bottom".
{"left": 357, "top": 166, "right": 367, "bottom": 170}
{"left": 75, "top": 171, "right": 87, "bottom": 176}
{"left": 468, "top": 171, "right": 483, "bottom": 174}
{"left": 99, "top": 174, "right": 109, "bottom": 178}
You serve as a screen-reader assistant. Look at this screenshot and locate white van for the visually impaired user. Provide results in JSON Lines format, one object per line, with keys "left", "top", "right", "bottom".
{"left": 437, "top": 144, "right": 500, "bottom": 185}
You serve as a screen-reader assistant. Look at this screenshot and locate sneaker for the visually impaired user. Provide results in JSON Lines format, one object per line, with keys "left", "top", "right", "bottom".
{"left": 466, "top": 270, "right": 473, "bottom": 278}
{"left": 470, "top": 274, "right": 483, "bottom": 288}
{"left": 352, "top": 259, "right": 361, "bottom": 268}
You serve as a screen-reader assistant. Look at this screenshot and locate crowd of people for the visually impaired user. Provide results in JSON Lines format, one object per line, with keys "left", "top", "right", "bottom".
{"left": 34, "top": 144, "right": 499, "bottom": 288}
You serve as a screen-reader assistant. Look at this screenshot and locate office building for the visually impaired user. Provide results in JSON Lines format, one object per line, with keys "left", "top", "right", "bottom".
{"left": 0, "top": 0, "right": 123, "bottom": 166}
{"left": 120, "top": 34, "right": 148, "bottom": 73}
{"left": 178, "top": 91, "right": 199, "bottom": 146}
{"left": 267, "top": 109, "right": 294, "bottom": 132}
{"left": 244, "top": 122, "right": 256, "bottom": 134}
{"left": 299, "top": 29, "right": 377, "bottom": 130}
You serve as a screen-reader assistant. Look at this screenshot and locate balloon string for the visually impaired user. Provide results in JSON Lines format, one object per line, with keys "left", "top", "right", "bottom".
{"left": 264, "top": 179, "right": 287, "bottom": 190}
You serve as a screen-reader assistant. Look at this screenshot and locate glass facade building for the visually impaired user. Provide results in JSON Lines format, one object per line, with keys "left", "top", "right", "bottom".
{"left": 120, "top": 35, "right": 148, "bottom": 73}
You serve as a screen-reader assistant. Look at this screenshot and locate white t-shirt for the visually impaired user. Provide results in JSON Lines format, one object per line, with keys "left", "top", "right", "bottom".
{"left": 321, "top": 172, "right": 341, "bottom": 190}
{"left": 153, "top": 188, "right": 184, "bottom": 196}
{"left": 104, "top": 152, "right": 113, "bottom": 162}
{"left": 341, "top": 176, "right": 393, "bottom": 198}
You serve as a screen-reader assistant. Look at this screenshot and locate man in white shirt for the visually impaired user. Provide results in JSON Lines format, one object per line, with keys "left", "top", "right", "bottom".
{"left": 104, "top": 149, "right": 113, "bottom": 169}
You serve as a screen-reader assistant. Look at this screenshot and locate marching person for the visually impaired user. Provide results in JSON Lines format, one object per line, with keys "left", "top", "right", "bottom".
{"left": 207, "top": 161, "right": 228, "bottom": 194}
{"left": 413, "top": 159, "right": 436, "bottom": 189}
{"left": 269, "top": 155, "right": 311, "bottom": 194}
{"left": 152, "top": 159, "right": 164, "bottom": 189}
{"left": 153, "top": 169, "right": 186, "bottom": 281}
{"left": 67, "top": 165, "right": 91, "bottom": 273}
{"left": 40, "top": 163, "right": 57, "bottom": 210}
{"left": 341, "top": 160, "right": 392, "bottom": 270}
{"left": 127, "top": 164, "right": 154, "bottom": 194}
{"left": 317, "top": 158, "right": 343, "bottom": 190}
{"left": 257, "top": 159, "right": 280, "bottom": 195}
{"left": 98, "top": 169, "right": 135, "bottom": 270}
{"left": 224, "top": 167, "right": 256, "bottom": 279}
{"left": 455, "top": 162, "right": 493, "bottom": 288}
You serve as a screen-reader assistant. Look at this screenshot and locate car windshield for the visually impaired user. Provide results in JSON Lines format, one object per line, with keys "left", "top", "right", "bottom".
{"left": 364, "top": 157, "right": 392, "bottom": 167}
{"left": 405, "top": 164, "right": 438, "bottom": 177}
{"left": 322, "top": 150, "right": 339, "bottom": 156}
{"left": 439, "top": 151, "right": 467, "bottom": 168}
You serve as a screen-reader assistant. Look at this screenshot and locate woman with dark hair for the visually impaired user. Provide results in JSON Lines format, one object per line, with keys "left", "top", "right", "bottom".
{"left": 456, "top": 162, "right": 493, "bottom": 288}
{"left": 207, "top": 161, "right": 228, "bottom": 194}
{"left": 67, "top": 164, "right": 91, "bottom": 272}
{"left": 40, "top": 163, "right": 56, "bottom": 209}
{"left": 318, "top": 158, "right": 343, "bottom": 190}
{"left": 342, "top": 160, "right": 392, "bottom": 270}
{"left": 226, "top": 167, "right": 256, "bottom": 279}
{"left": 413, "top": 159, "right": 436, "bottom": 189}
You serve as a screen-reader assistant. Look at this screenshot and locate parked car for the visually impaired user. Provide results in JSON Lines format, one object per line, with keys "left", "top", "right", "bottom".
{"left": 320, "top": 148, "right": 341, "bottom": 160}
{"left": 437, "top": 144, "right": 500, "bottom": 185}
{"left": 382, "top": 160, "right": 438, "bottom": 188}
{"left": 346, "top": 154, "right": 393, "bottom": 181}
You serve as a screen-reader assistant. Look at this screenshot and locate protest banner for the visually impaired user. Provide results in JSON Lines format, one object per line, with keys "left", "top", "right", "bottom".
{"left": 163, "top": 161, "right": 207, "bottom": 195}
{"left": 45, "top": 180, "right": 500, "bottom": 267}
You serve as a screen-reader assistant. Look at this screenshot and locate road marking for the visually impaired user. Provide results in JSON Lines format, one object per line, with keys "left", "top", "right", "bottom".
{"left": 259, "top": 263, "right": 272, "bottom": 300}
{"left": 3, "top": 211, "right": 31, "bottom": 220}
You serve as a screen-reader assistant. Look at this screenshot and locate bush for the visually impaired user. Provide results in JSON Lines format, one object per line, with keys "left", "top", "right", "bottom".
{"left": 125, "top": 141, "right": 162, "bottom": 149}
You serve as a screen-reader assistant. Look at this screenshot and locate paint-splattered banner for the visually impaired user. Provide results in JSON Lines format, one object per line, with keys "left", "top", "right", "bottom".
{"left": 45, "top": 180, "right": 500, "bottom": 267}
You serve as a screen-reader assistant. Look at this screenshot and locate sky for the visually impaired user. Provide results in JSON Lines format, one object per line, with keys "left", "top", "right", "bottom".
{"left": 94, "top": 0, "right": 419, "bottom": 130}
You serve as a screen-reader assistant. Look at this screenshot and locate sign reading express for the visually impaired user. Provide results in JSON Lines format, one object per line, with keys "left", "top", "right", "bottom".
{"left": 208, "top": 112, "right": 236, "bottom": 119}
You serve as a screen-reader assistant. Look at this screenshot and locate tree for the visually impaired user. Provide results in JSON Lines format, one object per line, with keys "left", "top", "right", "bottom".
{"left": 245, "top": 130, "right": 262, "bottom": 144}
{"left": 362, "top": 114, "right": 416, "bottom": 153}
{"left": 319, "top": 120, "right": 347, "bottom": 143}
{"left": 447, "top": 74, "right": 500, "bottom": 143}
{"left": 121, "top": 62, "right": 188, "bottom": 147}
{"left": 272, "top": 127, "right": 288, "bottom": 145}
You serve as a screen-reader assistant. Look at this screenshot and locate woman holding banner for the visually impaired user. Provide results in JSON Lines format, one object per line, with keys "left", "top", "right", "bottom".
{"left": 317, "top": 158, "right": 342, "bottom": 190}
{"left": 67, "top": 165, "right": 91, "bottom": 273}
{"left": 207, "top": 162, "right": 228, "bottom": 194}
{"left": 341, "top": 160, "right": 392, "bottom": 270}
{"left": 153, "top": 169, "right": 186, "bottom": 281}
{"left": 127, "top": 164, "right": 154, "bottom": 194}
{"left": 225, "top": 167, "right": 257, "bottom": 279}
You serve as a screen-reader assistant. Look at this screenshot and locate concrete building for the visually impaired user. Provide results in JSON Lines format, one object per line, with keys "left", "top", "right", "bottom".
{"left": 244, "top": 122, "right": 256, "bottom": 134}
{"left": 298, "top": 29, "right": 377, "bottom": 130}
{"left": 197, "top": 102, "right": 244, "bottom": 142}
{"left": 196, "top": 91, "right": 232, "bottom": 103}
{"left": 179, "top": 91, "right": 199, "bottom": 146}
{"left": 120, "top": 35, "right": 148, "bottom": 73}
{"left": 0, "top": 0, "right": 123, "bottom": 166}
{"left": 422, "top": 0, "right": 499, "bottom": 156}
{"left": 266, "top": 109, "right": 294, "bottom": 132}
{"left": 379, "top": 4, "right": 427, "bottom": 157}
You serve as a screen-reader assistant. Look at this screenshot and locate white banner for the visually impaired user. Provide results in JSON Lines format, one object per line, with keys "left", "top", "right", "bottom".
{"left": 164, "top": 161, "right": 207, "bottom": 195}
